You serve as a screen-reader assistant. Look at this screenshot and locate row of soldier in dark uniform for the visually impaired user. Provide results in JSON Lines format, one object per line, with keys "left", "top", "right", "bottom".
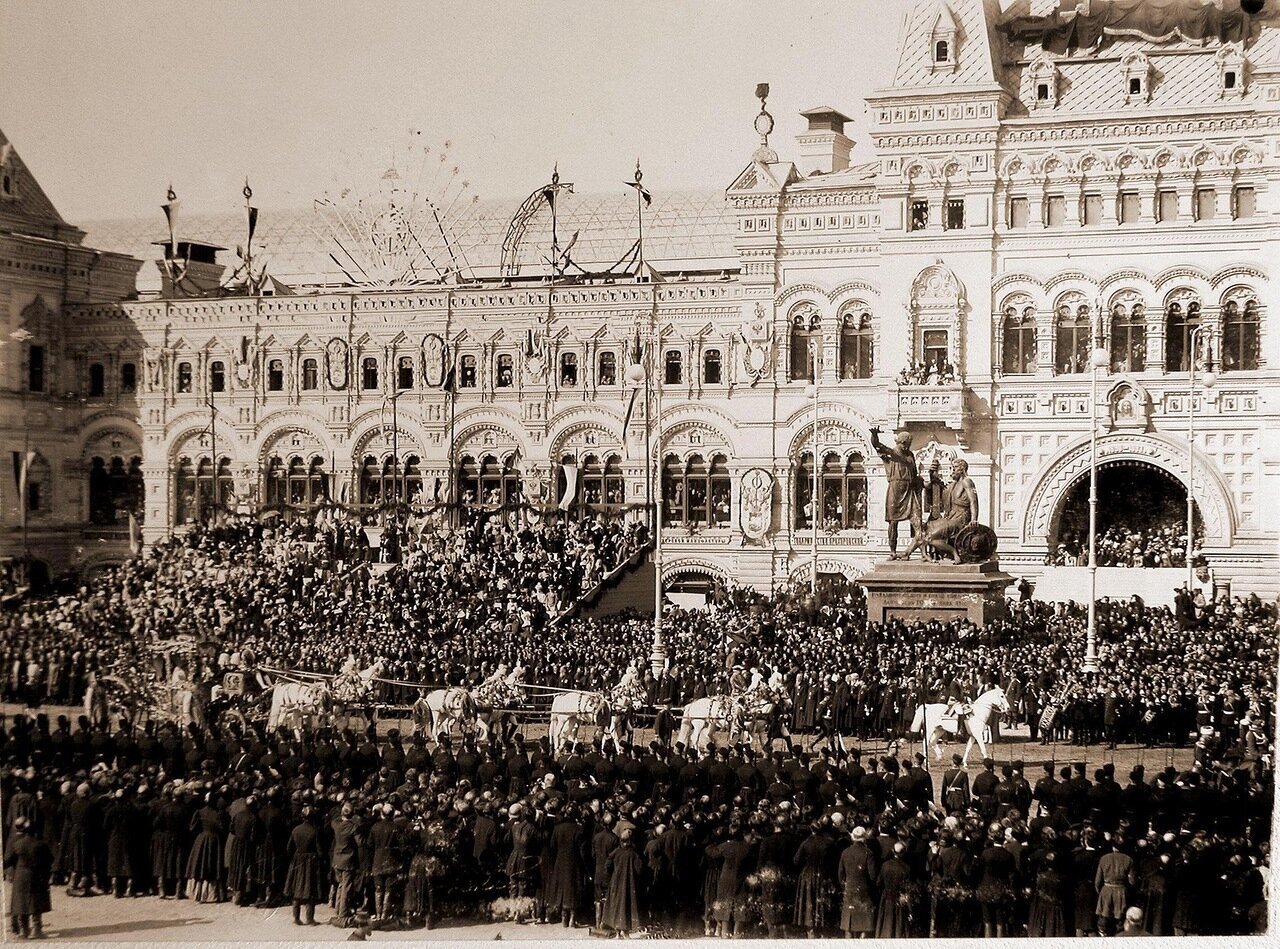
{"left": 0, "top": 714, "right": 1271, "bottom": 938}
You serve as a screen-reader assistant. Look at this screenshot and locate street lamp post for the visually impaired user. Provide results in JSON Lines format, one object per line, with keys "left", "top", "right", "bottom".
{"left": 626, "top": 344, "right": 665, "bottom": 678}
{"left": 1083, "top": 308, "right": 1109, "bottom": 674}
{"left": 1186, "top": 326, "right": 1216, "bottom": 590}
{"left": 808, "top": 338, "right": 821, "bottom": 597}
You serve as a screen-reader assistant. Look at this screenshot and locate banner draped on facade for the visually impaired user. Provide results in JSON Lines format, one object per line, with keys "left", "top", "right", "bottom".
{"left": 1001, "top": 0, "right": 1253, "bottom": 54}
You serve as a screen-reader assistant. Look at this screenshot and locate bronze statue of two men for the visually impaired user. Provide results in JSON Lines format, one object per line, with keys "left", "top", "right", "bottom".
{"left": 869, "top": 427, "right": 979, "bottom": 563}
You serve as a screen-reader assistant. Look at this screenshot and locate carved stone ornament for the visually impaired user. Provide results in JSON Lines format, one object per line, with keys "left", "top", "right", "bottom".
{"left": 326, "top": 338, "right": 349, "bottom": 389}
{"left": 738, "top": 302, "right": 774, "bottom": 385}
{"left": 422, "top": 334, "right": 447, "bottom": 388}
{"left": 739, "top": 467, "right": 774, "bottom": 544}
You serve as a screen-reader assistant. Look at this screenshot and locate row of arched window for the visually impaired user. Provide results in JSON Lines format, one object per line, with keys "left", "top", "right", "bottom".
{"left": 662, "top": 454, "right": 731, "bottom": 527}
{"left": 174, "top": 457, "right": 234, "bottom": 525}
{"left": 1001, "top": 298, "right": 1260, "bottom": 375}
{"left": 789, "top": 310, "right": 875, "bottom": 381}
{"left": 170, "top": 346, "right": 732, "bottom": 396}
{"left": 164, "top": 450, "right": 881, "bottom": 534}
{"left": 557, "top": 454, "right": 626, "bottom": 514}
{"left": 88, "top": 455, "right": 144, "bottom": 525}
{"left": 86, "top": 362, "right": 138, "bottom": 398}
{"left": 795, "top": 452, "right": 869, "bottom": 531}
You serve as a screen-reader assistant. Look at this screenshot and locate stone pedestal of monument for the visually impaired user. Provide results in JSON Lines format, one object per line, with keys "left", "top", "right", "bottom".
{"left": 860, "top": 559, "right": 1014, "bottom": 626}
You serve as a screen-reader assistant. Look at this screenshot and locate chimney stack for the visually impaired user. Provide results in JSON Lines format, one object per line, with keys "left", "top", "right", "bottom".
{"left": 153, "top": 239, "right": 227, "bottom": 297}
{"left": 796, "top": 107, "right": 853, "bottom": 176}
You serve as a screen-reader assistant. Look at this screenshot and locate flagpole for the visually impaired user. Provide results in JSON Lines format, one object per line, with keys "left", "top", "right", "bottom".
{"left": 209, "top": 376, "right": 218, "bottom": 522}
{"left": 636, "top": 160, "right": 645, "bottom": 279}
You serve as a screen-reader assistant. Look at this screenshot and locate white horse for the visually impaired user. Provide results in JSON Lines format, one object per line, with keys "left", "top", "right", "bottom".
{"left": 676, "top": 695, "right": 746, "bottom": 750}
{"left": 910, "top": 686, "right": 1010, "bottom": 765}
{"left": 548, "top": 691, "right": 617, "bottom": 754}
{"left": 267, "top": 680, "right": 331, "bottom": 731}
{"left": 424, "top": 687, "right": 478, "bottom": 741}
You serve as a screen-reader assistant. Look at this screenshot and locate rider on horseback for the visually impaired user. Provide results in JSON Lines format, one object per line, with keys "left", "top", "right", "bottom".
{"left": 943, "top": 677, "right": 973, "bottom": 729}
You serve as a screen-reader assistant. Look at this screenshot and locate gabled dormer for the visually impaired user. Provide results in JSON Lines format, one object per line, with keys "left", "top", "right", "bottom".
{"left": 1028, "top": 54, "right": 1059, "bottom": 109}
{"left": 930, "top": 3, "right": 959, "bottom": 74}
{"left": 1121, "top": 51, "right": 1151, "bottom": 104}
{"left": 1216, "top": 43, "right": 1246, "bottom": 99}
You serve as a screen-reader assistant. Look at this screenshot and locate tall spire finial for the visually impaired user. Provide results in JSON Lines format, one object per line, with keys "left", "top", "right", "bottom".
{"left": 752, "top": 82, "right": 777, "bottom": 163}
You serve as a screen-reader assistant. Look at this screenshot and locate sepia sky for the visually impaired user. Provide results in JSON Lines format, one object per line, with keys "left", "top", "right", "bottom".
{"left": 0, "top": 0, "right": 927, "bottom": 222}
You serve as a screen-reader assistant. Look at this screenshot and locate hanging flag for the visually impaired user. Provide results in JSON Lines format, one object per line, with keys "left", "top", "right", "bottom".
{"left": 442, "top": 363, "right": 456, "bottom": 392}
{"left": 127, "top": 511, "right": 143, "bottom": 556}
{"left": 621, "top": 385, "right": 641, "bottom": 434}
{"left": 558, "top": 459, "right": 579, "bottom": 511}
{"left": 15, "top": 450, "right": 33, "bottom": 528}
{"left": 625, "top": 159, "right": 652, "bottom": 206}
{"left": 524, "top": 329, "right": 536, "bottom": 357}
{"left": 162, "top": 185, "right": 180, "bottom": 259}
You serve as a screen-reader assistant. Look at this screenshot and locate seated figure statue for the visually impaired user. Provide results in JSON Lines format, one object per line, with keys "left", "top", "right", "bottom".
{"left": 902, "top": 458, "right": 979, "bottom": 564}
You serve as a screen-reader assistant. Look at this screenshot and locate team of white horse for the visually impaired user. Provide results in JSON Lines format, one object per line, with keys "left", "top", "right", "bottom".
{"left": 254, "top": 659, "right": 1011, "bottom": 765}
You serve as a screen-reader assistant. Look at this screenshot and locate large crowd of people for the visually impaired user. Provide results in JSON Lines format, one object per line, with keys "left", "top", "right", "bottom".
{"left": 1049, "top": 522, "right": 1201, "bottom": 568}
{"left": 0, "top": 510, "right": 1275, "bottom": 937}
{"left": 0, "top": 710, "right": 1271, "bottom": 938}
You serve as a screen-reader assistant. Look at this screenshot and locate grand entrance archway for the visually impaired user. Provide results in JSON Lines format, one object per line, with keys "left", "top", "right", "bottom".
{"left": 1023, "top": 432, "right": 1234, "bottom": 553}
{"left": 1051, "top": 460, "right": 1197, "bottom": 565}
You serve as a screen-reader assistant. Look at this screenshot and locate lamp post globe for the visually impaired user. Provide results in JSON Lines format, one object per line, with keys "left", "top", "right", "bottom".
{"left": 1090, "top": 347, "right": 1109, "bottom": 370}
{"left": 625, "top": 362, "right": 646, "bottom": 387}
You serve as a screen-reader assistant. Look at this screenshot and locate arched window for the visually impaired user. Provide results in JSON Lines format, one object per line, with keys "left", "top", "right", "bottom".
{"left": 177, "top": 361, "right": 193, "bottom": 393}
{"left": 1221, "top": 299, "right": 1260, "bottom": 371}
{"left": 265, "top": 456, "right": 286, "bottom": 507}
{"left": 361, "top": 357, "right": 379, "bottom": 390}
{"left": 267, "top": 359, "right": 284, "bottom": 391}
{"left": 709, "top": 454, "right": 731, "bottom": 526}
{"left": 839, "top": 310, "right": 873, "bottom": 379}
{"left": 126, "top": 457, "right": 144, "bottom": 519}
{"left": 397, "top": 355, "right": 414, "bottom": 390}
{"left": 89, "top": 363, "right": 105, "bottom": 397}
{"left": 301, "top": 358, "right": 319, "bottom": 390}
{"left": 360, "top": 455, "right": 386, "bottom": 507}
{"left": 1110, "top": 303, "right": 1146, "bottom": 372}
{"left": 795, "top": 452, "right": 816, "bottom": 528}
{"left": 1002, "top": 306, "right": 1037, "bottom": 374}
{"left": 598, "top": 351, "right": 617, "bottom": 387}
{"left": 935, "top": 40, "right": 949, "bottom": 62}
{"left": 664, "top": 350, "right": 683, "bottom": 386}
{"left": 460, "top": 354, "right": 477, "bottom": 388}
{"left": 820, "top": 452, "right": 868, "bottom": 531}
{"left": 791, "top": 307, "right": 820, "bottom": 380}
{"left": 120, "top": 362, "right": 137, "bottom": 394}
{"left": 88, "top": 457, "right": 111, "bottom": 523}
{"left": 1165, "top": 301, "right": 1200, "bottom": 372}
{"left": 560, "top": 352, "right": 578, "bottom": 387}
{"left": 572, "top": 454, "right": 604, "bottom": 514}
{"left": 1055, "top": 304, "right": 1091, "bottom": 374}
{"left": 173, "top": 455, "right": 232, "bottom": 524}
{"left": 603, "top": 455, "right": 625, "bottom": 507}
{"left": 210, "top": 360, "right": 226, "bottom": 393}
{"left": 495, "top": 354, "right": 513, "bottom": 388}
{"left": 703, "top": 349, "right": 722, "bottom": 385}
{"left": 86, "top": 455, "right": 140, "bottom": 526}
{"left": 24, "top": 454, "right": 50, "bottom": 515}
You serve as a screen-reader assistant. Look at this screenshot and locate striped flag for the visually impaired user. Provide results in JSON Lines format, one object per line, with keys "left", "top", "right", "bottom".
{"left": 558, "top": 459, "right": 579, "bottom": 511}
{"left": 12, "top": 450, "right": 33, "bottom": 527}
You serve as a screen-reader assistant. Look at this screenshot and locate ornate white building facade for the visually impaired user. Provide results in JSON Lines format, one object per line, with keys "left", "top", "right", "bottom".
{"left": 8, "top": 0, "right": 1280, "bottom": 596}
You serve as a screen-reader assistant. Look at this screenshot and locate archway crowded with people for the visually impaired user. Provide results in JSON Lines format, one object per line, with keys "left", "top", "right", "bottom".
{"left": 1050, "top": 460, "right": 1200, "bottom": 567}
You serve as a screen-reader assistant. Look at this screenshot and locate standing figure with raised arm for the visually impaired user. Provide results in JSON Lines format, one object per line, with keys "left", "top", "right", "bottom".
{"left": 869, "top": 427, "right": 923, "bottom": 560}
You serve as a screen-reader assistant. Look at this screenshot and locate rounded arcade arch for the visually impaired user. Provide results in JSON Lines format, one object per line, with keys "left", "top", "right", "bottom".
{"left": 1022, "top": 433, "right": 1234, "bottom": 550}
